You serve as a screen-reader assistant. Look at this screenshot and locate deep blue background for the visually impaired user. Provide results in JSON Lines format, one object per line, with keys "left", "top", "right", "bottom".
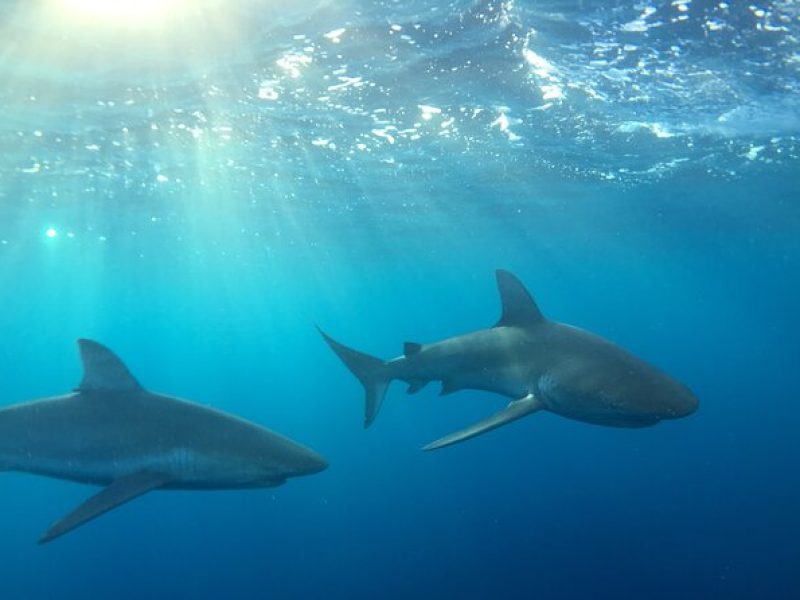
{"left": 1, "top": 0, "right": 799, "bottom": 598}
{"left": 1, "top": 174, "right": 798, "bottom": 599}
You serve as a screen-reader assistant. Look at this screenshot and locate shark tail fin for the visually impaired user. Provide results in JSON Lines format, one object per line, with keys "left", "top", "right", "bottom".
{"left": 317, "top": 327, "right": 390, "bottom": 428}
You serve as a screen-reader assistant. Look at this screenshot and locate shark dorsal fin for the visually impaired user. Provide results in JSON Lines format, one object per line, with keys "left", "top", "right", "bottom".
{"left": 76, "top": 339, "right": 142, "bottom": 393}
{"left": 494, "top": 270, "right": 544, "bottom": 328}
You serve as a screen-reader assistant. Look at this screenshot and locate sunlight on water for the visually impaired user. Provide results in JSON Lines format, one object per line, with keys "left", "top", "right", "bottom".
{"left": 0, "top": 0, "right": 796, "bottom": 258}
{"left": 53, "top": 0, "right": 185, "bottom": 24}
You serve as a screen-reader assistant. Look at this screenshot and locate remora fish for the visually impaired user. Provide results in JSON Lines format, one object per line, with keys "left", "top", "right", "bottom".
{"left": 0, "top": 339, "right": 328, "bottom": 543}
{"left": 320, "top": 270, "right": 697, "bottom": 450}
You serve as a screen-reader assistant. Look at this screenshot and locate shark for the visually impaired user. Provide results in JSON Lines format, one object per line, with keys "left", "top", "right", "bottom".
{"left": 320, "top": 269, "right": 698, "bottom": 450}
{"left": 0, "top": 339, "right": 328, "bottom": 544}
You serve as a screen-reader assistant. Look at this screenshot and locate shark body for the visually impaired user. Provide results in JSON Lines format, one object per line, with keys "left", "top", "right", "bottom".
{"left": 0, "top": 340, "right": 327, "bottom": 543}
{"left": 321, "top": 270, "right": 697, "bottom": 450}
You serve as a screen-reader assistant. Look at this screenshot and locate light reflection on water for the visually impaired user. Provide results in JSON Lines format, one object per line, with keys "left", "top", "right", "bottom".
{"left": 0, "top": 0, "right": 796, "bottom": 193}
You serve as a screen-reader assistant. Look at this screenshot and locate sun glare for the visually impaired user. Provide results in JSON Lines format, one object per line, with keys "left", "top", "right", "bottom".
{"left": 54, "top": 0, "right": 184, "bottom": 24}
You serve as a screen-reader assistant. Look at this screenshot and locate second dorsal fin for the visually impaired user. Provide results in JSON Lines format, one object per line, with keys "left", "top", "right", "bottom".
{"left": 494, "top": 270, "right": 544, "bottom": 329}
{"left": 76, "top": 339, "right": 143, "bottom": 393}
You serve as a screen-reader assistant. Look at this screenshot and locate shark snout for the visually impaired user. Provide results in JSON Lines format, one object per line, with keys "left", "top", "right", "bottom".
{"left": 662, "top": 383, "right": 699, "bottom": 419}
{"left": 294, "top": 448, "right": 329, "bottom": 476}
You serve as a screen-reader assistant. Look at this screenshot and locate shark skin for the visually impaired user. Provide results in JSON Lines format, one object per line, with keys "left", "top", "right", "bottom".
{"left": 320, "top": 269, "right": 698, "bottom": 451}
{"left": 0, "top": 340, "right": 328, "bottom": 544}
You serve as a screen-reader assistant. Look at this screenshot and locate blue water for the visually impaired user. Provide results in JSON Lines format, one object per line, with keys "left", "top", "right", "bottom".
{"left": 1, "top": 0, "right": 798, "bottom": 598}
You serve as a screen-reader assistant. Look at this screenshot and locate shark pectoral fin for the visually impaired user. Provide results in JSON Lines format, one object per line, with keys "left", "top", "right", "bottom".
{"left": 39, "top": 471, "right": 172, "bottom": 544}
{"left": 422, "top": 394, "right": 543, "bottom": 451}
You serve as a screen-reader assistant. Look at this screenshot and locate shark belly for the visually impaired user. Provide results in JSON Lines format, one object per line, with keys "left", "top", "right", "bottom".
{"left": 2, "top": 436, "right": 276, "bottom": 489}
{"left": 0, "top": 412, "right": 191, "bottom": 487}
{"left": 537, "top": 372, "right": 660, "bottom": 428}
{"left": 436, "top": 365, "right": 531, "bottom": 398}
{"left": 0, "top": 400, "right": 168, "bottom": 484}
{"left": 9, "top": 452, "right": 159, "bottom": 486}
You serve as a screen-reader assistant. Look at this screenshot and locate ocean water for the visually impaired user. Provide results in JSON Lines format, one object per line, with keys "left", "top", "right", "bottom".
{"left": 0, "top": 0, "right": 798, "bottom": 598}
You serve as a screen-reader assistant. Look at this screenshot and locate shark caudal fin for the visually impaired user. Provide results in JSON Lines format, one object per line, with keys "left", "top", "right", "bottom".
{"left": 318, "top": 327, "right": 390, "bottom": 428}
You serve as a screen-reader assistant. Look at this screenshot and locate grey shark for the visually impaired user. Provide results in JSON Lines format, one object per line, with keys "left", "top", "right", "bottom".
{"left": 0, "top": 339, "right": 327, "bottom": 544}
{"left": 320, "top": 270, "right": 698, "bottom": 450}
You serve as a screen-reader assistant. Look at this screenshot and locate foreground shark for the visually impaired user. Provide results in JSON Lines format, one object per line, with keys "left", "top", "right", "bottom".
{"left": 0, "top": 339, "right": 327, "bottom": 544}
{"left": 320, "top": 270, "right": 698, "bottom": 450}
